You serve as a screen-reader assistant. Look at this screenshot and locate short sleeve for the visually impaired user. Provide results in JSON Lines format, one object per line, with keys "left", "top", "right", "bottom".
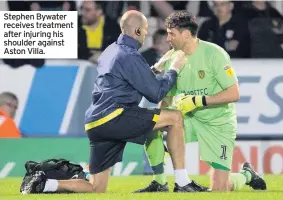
{"left": 212, "top": 48, "right": 238, "bottom": 89}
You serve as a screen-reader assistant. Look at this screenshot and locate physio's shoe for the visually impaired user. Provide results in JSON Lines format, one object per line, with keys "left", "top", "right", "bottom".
{"left": 174, "top": 180, "right": 211, "bottom": 192}
{"left": 21, "top": 171, "right": 46, "bottom": 194}
{"left": 133, "top": 180, "right": 169, "bottom": 193}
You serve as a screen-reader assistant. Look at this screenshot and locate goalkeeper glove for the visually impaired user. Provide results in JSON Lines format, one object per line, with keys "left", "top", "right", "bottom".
{"left": 174, "top": 94, "right": 207, "bottom": 115}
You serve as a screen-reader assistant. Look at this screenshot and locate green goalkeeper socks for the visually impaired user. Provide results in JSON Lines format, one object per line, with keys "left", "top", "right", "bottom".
{"left": 154, "top": 173, "right": 167, "bottom": 185}
{"left": 145, "top": 131, "right": 167, "bottom": 185}
{"left": 230, "top": 170, "right": 252, "bottom": 191}
{"left": 240, "top": 169, "right": 252, "bottom": 183}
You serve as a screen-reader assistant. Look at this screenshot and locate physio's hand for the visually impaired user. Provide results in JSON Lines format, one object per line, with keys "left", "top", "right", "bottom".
{"left": 174, "top": 94, "right": 206, "bottom": 115}
{"left": 151, "top": 49, "right": 174, "bottom": 73}
{"left": 169, "top": 51, "right": 187, "bottom": 74}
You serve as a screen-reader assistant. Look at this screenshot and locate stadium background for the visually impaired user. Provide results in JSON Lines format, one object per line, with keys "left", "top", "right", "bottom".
{"left": 0, "top": 0, "right": 282, "bottom": 178}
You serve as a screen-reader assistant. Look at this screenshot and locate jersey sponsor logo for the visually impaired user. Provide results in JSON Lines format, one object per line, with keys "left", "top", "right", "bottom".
{"left": 198, "top": 70, "right": 205, "bottom": 79}
{"left": 224, "top": 65, "right": 234, "bottom": 77}
{"left": 181, "top": 88, "right": 208, "bottom": 96}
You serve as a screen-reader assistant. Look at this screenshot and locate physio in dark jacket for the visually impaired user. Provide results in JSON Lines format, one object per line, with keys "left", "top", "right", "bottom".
{"left": 83, "top": 11, "right": 188, "bottom": 190}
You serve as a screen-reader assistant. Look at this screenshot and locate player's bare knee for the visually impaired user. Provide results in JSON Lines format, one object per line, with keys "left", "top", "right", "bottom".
{"left": 89, "top": 174, "right": 108, "bottom": 193}
{"left": 91, "top": 182, "right": 107, "bottom": 193}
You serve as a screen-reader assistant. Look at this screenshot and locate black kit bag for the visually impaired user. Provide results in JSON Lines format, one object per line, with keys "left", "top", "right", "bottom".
{"left": 20, "top": 158, "right": 86, "bottom": 193}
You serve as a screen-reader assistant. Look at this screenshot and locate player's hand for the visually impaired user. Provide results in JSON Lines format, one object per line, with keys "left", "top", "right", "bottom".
{"left": 169, "top": 51, "right": 187, "bottom": 74}
{"left": 151, "top": 49, "right": 174, "bottom": 73}
{"left": 174, "top": 94, "right": 207, "bottom": 115}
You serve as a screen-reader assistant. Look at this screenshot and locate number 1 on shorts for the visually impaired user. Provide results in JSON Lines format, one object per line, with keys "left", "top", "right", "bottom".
{"left": 220, "top": 145, "right": 227, "bottom": 160}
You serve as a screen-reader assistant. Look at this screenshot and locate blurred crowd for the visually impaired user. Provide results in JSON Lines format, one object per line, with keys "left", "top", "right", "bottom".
{"left": 1, "top": 0, "right": 283, "bottom": 69}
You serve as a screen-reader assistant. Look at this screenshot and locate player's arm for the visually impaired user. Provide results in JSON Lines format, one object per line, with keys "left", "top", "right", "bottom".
{"left": 176, "top": 82, "right": 239, "bottom": 114}
{"left": 206, "top": 83, "right": 239, "bottom": 105}
{"left": 206, "top": 49, "right": 240, "bottom": 104}
{"left": 175, "top": 49, "right": 239, "bottom": 114}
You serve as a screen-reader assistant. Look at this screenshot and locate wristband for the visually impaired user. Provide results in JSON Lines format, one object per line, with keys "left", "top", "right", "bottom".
{"left": 202, "top": 96, "right": 207, "bottom": 106}
{"left": 192, "top": 96, "right": 207, "bottom": 107}
{"left": 170, "top": 67, "right": 180, "bottom": 74}
{"left": 151, "top": 66, "right": 161, "bottom": 75}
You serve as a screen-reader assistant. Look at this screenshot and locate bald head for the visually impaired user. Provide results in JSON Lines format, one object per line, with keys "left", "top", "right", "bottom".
{"left": 0, "top": 92, "right": 18, "bottom": 118}
{"left": 120, "top": 10, "right": 147, "bottom": 35}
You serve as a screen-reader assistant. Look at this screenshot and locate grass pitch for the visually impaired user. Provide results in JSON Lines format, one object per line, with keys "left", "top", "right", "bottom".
{"left": 0, "top": 175, "right": 282, "bottom": 200}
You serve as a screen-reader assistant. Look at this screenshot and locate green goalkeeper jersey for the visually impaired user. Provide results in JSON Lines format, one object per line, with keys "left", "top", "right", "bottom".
{"left": 165, "top": 39, "right": 238, "bottom": 125}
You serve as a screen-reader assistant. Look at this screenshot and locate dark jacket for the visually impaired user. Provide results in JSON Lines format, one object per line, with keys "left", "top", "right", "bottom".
{"left": 198, "top": 15, "right": 251, "bottom": 58}
{"left": 85, "top": 34, "right": 177, "bottom": 123}
{"left": 241, "top": 3, "right": 283, "bottom": 58}
{"left": 141, "top": 48, "right": 160, "bottom": 67}
{"left": 242, "top": 3, "right": 283, "bottom": 20}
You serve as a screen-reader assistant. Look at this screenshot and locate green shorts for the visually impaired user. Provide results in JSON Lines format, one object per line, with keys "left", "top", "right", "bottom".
{"left": 184, "top": 116, "right": 236, "bottom": 171}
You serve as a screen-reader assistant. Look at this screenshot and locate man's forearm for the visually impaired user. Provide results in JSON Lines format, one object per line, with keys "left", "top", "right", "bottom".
{"left": 205, "top": 84, "right": 240, "bottom": 105}
{"left": 175, "top": 84, "right": 240, "bottom": 114}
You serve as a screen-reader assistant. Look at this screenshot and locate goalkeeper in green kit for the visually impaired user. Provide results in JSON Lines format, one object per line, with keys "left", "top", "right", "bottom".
{"left": 134, "top": 11, "right": 267, "bottom": 192}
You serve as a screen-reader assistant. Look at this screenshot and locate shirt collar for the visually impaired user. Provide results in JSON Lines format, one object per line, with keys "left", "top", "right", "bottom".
{"left": 117, "top": 34, "right": 141, "bottom": 50}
